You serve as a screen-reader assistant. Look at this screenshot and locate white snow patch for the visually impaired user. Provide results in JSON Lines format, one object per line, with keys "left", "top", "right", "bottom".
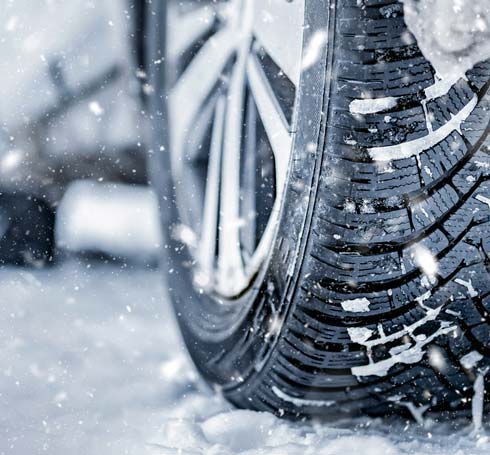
{"left": 348, "top": 327, "right": 374, "bottom": 344}
{"left": 172, "top": 223, "right": 198, "bottom": 249}
{"left": 319, "top": 436, "right": 400, "bottom": 455}
{"left": 349, "top": 97, "right": 398, "bottom": 115}
{"left": 454, "top": 278, "right": 479, "bottom": 298}
{"left": 89, "top": 100, "right": 105, "bottom": 117}
{"left": 413, "top": 245, "right": 439, "bottom": 278}
{"left": 428, "top": 345, "right": 447, "bottom": 372}
{"left": 363, "top": 307, "right": 443, "bottom": 349}
{"left": 476, "top": 194, "right": 490, "bottom": 208}
{"left": 369, "top": 97, "right": 477, "bottom": 162}
{"left": 402, "top": 402, "right": 430, "bottom": 426}
{"left": 272, "top": 386, "right": 335, "bottom": 408}
{"left": 201, "top": 411, "right": 279, "bottom": 452}
{"left": 3, "top": 263, "right": 490, "bottom": 454}
{"left": 352, "top": 323, "right": 456, "bottom": 377}
{"left": 424, "top": 73, "right": 463, "bottom": 100}
{"left": 388, "top": 397, "right": 430, "bottom": 425}
{"left": 472, "top": 370, "right": 488, "bottom": 435}
{"left": 416, "top": 290, "right": 432, "bottom": 306}
{"left": 460, "top": 351, "right": 484, "bottom": 370}
{"left": 350, "top": 306, "right": 458, "bottom": 377}
{"left": 402, "top": 0, "right": 490, "bottom": 81}
{"left": 0, "top": 149, "right": 23, "bottom": 173}
{"left": 341, "top": 297, "right": 371, "bottom": 313}
{"left": 152, "top": 413, "right": 402, "bottom": 455}
{"left": 424, "top": 166, "right": 434, "bottom": 178}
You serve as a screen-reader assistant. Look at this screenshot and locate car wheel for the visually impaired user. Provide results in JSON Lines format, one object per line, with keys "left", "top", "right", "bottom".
{"left": 0, "top": 193, "right": 55, "bottom": 267}
{"left": 147, "top": 0, "right": 490, "bottom": 418}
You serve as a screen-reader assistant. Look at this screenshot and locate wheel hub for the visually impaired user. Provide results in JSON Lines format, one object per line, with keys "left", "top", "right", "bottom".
{"left": 167, "top": 0, "right": 305, "bottom": 298}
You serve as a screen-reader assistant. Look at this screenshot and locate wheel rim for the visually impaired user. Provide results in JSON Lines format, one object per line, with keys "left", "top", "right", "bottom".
{"left": 166, "top": 0, "right": 305, "bottom": 298}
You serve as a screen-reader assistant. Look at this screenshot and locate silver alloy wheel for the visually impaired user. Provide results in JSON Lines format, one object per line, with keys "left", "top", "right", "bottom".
{"left": 166, "top": 0, "right": 305, "bottom": 298}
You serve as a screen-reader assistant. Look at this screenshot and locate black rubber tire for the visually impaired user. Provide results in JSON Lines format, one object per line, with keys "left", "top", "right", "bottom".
{"left": 147, "top": 0, "right": 490, "bottom": 418}
{"left": 0, "top": 193, "right": 55, "bottom": 266}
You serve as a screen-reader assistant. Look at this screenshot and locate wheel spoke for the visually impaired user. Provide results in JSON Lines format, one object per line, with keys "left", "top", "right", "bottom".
{"left": 240, "top": 94, "right": 258, "bottom": 257}
{"left": 253, "top": 0, "right": 305, "bottom": 86}
{"left": 169, "top": 26, "right": 237, "bottom": 165}
{"left": 198, "top": 97, "right": 226, "bottom": 284}
{"left": 217, "top": 41, "right": 251, "bottom": 294}
{"left": 168, "top": 0, "right": 305, "bottom": 298}
{"left": 247, "top": 54, "right": 293, "bottom": 194}
{"left": 167, "top": 5, "right": 217, "bottom": 60}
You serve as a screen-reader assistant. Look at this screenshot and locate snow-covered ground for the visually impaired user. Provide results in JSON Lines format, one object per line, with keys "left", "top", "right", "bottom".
{"left": 1, "top": 261, "right": 490, "bottom": 455}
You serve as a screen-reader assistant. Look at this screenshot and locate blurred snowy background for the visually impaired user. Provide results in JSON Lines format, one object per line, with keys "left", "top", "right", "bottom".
{"left": 1, "top": 1, "right": 490, "bottom": 454}
{"left": 0, "top": 2, "right": 172, "bottom": 454}
{"left": 0, "top": 0, "right": 158, "bottom": 265}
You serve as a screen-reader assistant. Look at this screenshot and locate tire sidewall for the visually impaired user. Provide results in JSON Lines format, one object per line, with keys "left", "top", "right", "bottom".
{"left": 146, "top": 0, "right": 331, "bottom": 391}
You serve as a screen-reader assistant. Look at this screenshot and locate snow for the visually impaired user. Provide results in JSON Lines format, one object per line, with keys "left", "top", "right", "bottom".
{"left": 412, "top": 246, "right": 439, "bottom": 278}
{"left": 271, "top": 386, "right": 335, "bottom": 408}
{"left": 364, "top": 0, "right": 488, "bottom": 164}
{"left": 1, "top": 0, "right": 490, "bottom": 453}
{"left": 369, "top": 97, "right": 477, "bottom": 162}
{"left": 349, "top": 97, "right": 398, "bottom": 115}
{"left": 402, "top": 0, "right": 490, "bottom": 81}
{"left": 350, "top": 0, "right": 490, "bottom": 166}
{"left": 56, "top": 181, "right": 162, "bottom": 262}
{"left": 0, "top": 0, "right": 136, "bottom": 131}
{"left": 348, "top": 306, "right": 460, "bottom": 378}
{"left": 454, "top": 278, "right": 479, "bottom": 298}
{"left": 0, "top": 0, "right": 143, "bottom": 200}
{"left": 460, "top": 351, "right": 484, "bottom": 370}
{"left": 341, "top": 297, "right": 371, "bottom": 313}
{"left": 476, "top": 194, "right": 490, "bottom": 209}
{"left": 88, "top": 101, "right": 105, "bottom": 117}
{"left": 387, "top": 398, "right": 430, "bottom": 426}
{"left": 352, "top": 323, "right": 456, "bottom": 378}
{"left": 1, "top": 261, "right": 490, "bottom": 454}
{"left": 428, "top": 346, "right": 448, "bottom": 373}
{"left": 348, "top": 327, "right": 374, "bottom": 344}
{"left": 0, "top": 149, "right": 23, "bottom": 174}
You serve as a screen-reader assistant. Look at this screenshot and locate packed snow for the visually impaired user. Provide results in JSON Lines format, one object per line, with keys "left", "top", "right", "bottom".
{"left": 341, "top": 297, "right": 372, "bottom": 313}
{"left": 460, "top": 351, "right": 484, "bottom": 370}
{"left": 349, "top": 97, "right": 398, "bottom": 115}
{"left": 402, "top": 0, "right": 490, "bottom": 80}
{"left": 362, "top": 0, "right": 489, "bottom": 163}
{"left": 368, "top": 97, "right": 477, "bottom": 162}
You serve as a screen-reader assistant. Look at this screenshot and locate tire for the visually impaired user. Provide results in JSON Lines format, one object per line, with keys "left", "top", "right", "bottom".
{"left": 0, "top": 193, "right": 55, "bottom": 266}
{"left": 147, "top": 0, "right": 490, "bottom": 418}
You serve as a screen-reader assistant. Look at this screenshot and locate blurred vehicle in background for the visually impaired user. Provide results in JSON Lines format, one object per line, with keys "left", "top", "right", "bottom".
{"left": 0, "top": 0, "right": 152, "bottom": 265}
